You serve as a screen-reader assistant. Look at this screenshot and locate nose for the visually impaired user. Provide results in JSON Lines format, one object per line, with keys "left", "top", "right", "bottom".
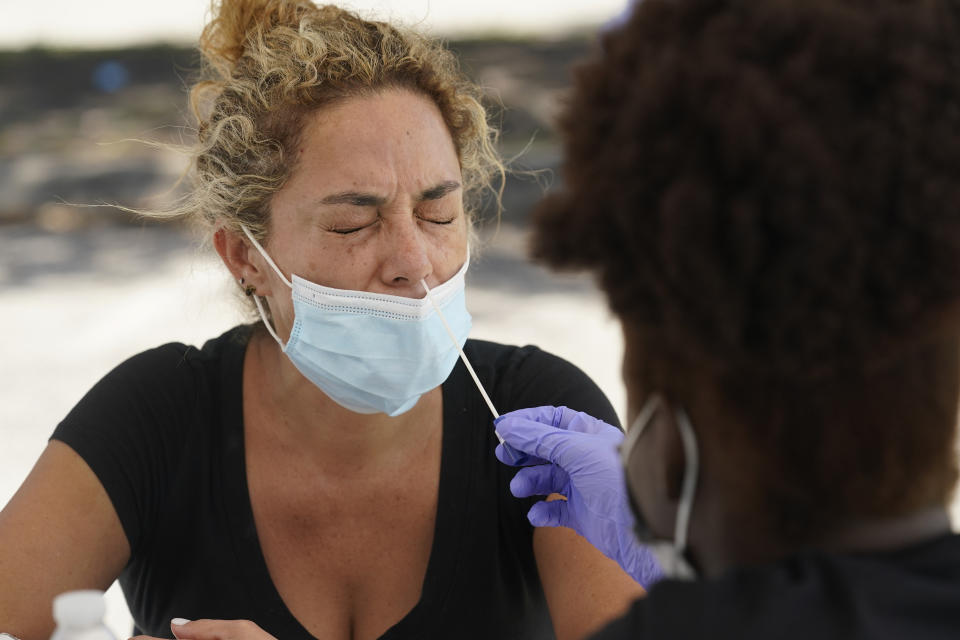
{"left": 380, "top": 218, "right": 432, "bottom": 293}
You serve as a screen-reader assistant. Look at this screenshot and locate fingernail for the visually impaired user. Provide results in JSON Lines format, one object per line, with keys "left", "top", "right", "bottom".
{"left": 171, "top": 618, "right": 191, "bottom": 626}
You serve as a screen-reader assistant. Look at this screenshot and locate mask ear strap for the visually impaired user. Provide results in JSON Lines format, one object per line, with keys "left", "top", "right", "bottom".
{"left": 672, "top": 407, "right": 699, "bottom": 555}
{"left": 251, "top": 292, "right": 286, "bottom": 349}
{"left": 240, "top": 225, "right": 292, "bottom": 288}
{"left": 239, "top": 225, "right": 290, "bottom": 349}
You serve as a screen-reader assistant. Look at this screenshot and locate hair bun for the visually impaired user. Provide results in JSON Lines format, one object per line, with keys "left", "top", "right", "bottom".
{"left": 200, "top": 0, "right": 314, "bottom": 73}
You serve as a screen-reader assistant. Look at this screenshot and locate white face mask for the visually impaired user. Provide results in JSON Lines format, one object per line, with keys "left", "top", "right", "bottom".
{"left": 240, "top": 225, "right": 472, "bottom": 416}
{"left": 620, "top": 393, "right": 700, "bottom": 580}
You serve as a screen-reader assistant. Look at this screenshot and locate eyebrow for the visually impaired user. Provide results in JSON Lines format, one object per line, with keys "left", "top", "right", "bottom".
{"left": 317, "top": 180, "right": 461, "bottom": 207}
{"left": 420, "top": 180, "right": 462, "bottom": 201}
{"left": 319, "top": 192, "right": 385, "bottom": 207}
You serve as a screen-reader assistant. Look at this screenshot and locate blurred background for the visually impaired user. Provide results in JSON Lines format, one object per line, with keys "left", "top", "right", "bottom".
{"left": 1, "top": 1, "right": 633, "bottom": 635}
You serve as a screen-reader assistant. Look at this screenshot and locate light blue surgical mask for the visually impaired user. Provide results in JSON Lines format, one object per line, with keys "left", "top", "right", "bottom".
{"left": 241, "top": 225, "right": 472, "bottom": 417}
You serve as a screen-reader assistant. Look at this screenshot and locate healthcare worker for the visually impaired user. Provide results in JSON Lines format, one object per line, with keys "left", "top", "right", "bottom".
{"left": 494, "top": 0, "right": 960, "bottom": 637}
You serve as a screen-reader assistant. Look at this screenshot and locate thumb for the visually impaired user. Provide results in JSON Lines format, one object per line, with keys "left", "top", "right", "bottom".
{"left": 168, "top": 618, "right": 274, "bottom": 640}
{"left": 170, "top": 619, "right": 192, "bottom": 639}
{"left": 510, "top": 463, "right": 569, "bottom": 498}
{"left": 496, "top": 414, "right": 590, "bottom": 469}
{"left": 527, "top": 498, "right": 571, "bottom": 528}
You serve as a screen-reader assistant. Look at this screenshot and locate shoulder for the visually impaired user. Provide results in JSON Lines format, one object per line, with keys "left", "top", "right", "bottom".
{"left": 117, "top": 324, "right": 250, "bottom": 378}
{"left": 593, "top": 537, "right": 960, "bottom": 639}
{"left": 465, "top": 338, "right": 574, "bottom": 371}
{"left": 55, "top": 324, "right": 252, "bottom": 436}
{"left": 586, "top": 578, "right": 748, "bottom": 640}
{"left": 48, "top": 325, "right": 252, "bottom": 554}
{"left": 76, "top": 325, "right": 249, "bottom": 402}
{"left": 138, "top": 323, "right": 253, "bottom": 372}
{"left": 462, "top": 339, "right": 549, "bottom": 378}
{"left": 464, "top": 339, "right": 620, "bottom": 427}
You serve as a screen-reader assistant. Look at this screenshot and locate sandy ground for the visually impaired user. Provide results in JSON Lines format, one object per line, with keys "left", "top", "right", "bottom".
{"left": 2, "top": 223, "right": 958, "bottom": 636}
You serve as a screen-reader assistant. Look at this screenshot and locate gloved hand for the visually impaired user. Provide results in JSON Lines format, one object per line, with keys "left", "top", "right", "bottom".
{"left": 494, "top": 406, "right": 662, "bottom": 587}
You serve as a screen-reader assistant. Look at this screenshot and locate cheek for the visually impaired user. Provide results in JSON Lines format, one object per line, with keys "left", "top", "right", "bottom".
{"left": 428, "top": 221, "right": 469, "bottom": 272}
{"left": 627, "top": 433, "right": 674, "bottom": 539}
{"left": 288, "top": 241, "right": 371, "bottom": 291}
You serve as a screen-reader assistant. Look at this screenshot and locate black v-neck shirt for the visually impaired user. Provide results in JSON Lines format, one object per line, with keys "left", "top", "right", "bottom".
{"left": 52, "top": 325, "right": 620, "bottom": 638}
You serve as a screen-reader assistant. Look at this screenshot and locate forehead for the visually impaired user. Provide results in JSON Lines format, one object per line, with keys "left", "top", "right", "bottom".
{"left": 291, "top": 88, "right": 461, "bottom": 188}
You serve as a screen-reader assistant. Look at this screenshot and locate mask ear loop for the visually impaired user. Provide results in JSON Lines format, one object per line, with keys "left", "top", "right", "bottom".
{"left": 240, "top": 225, "right": 292, "bottom": 288}
{"left": 620, "top": 393, "right": 664, "bottom": 469}
{"left": 251, "top": 292, "right": 286, "bottom": 348}
{"left": 672, "top": 407, "right": 699, "bottom": 561}
{"left": 240, "top": 225, "right": 292, "bottom": 349}
{"left": 622, "top": 394, "right": 699, "bottom": 577}
{"left": 421, "top": 277, "right": 505, "bottom": 445}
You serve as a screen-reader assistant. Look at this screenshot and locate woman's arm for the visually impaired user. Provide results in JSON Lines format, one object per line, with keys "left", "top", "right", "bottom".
{"left": 493, "top": 351, "right": 647, "bottom": 638}
{"left": 534, "top": 509, "right": 645, "bottom": 640}
{"left": 0, "top": 441, "right": 130, "bottom": 640}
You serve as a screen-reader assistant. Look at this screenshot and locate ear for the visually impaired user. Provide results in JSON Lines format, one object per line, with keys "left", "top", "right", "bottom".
{"left": 623, "top": 397, "right": 685, "bottom": 540}
{"left": 213, "top": 227, "right": 278, "bottom": 297}
{"left": 660, "top": 407, "right": 688, "bottom": 503}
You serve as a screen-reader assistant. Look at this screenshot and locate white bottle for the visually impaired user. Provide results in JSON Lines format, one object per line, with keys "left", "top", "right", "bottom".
{"left": 50, "top": 590, "right": 118, "bottom": 640}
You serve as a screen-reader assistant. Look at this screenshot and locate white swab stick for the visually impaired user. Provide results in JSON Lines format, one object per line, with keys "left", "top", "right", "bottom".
{"left": 421, "top": 278, "right": 505, "bottom": 444}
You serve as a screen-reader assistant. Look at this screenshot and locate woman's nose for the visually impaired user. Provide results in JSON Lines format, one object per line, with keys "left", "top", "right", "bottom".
{"left": 381, "top": 220, "right": 432, "bottom": 290}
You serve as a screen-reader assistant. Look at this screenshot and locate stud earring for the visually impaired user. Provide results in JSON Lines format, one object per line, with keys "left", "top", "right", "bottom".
{"left": 240, "top": 277, "right": 256, "bottom": 297}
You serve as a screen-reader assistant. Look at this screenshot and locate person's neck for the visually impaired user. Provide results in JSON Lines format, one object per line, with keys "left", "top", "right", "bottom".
{"left": 248, "top": 328, "right": 442, "bottom": 469}
{"left": 693, "top": 504, "right": 952, "bottom": 578}
{"left": 820, "top": 506, "right": 952, "bottom": 554}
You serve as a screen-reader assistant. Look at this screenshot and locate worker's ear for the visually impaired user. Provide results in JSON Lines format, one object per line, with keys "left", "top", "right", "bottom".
{"left": 622, "top": 327, "right": 680, "bottom": 540}
{"left": 654, "top": 402, "right": 689, "bottom": 535}
{"left": 213, "top": 227, "right": 278, "bottom": 297}
{"left": 623, "top": 396, "right": 684, "bottom": 541}
{"left": 661, "top": 407, "right": 688, "bottom": 504}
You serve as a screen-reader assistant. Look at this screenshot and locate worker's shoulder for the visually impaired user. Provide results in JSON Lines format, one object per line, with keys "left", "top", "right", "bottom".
{"left": 607, "top": 538, "right": 960, "bottom": 640}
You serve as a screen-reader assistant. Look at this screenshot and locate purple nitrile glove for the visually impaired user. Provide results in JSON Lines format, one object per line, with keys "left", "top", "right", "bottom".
{"left": 494, "top": 406, "right": 663, "bottom": 587}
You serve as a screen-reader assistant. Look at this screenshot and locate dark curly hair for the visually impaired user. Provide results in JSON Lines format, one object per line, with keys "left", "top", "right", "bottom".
{"left": 533, "top": 0, "right": 960, "bottom": 540}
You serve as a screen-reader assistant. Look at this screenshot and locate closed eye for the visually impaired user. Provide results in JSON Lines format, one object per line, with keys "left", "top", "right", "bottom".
{"left": 418, "top": 215, "right": 456, "bottom": 225}
{"left": 331, "top": 220, "right": 378, "bottom": 234}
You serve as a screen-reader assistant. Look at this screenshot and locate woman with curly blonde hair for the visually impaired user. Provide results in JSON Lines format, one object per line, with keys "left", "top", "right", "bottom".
{"left": 0, "top": 1, "right": 645, "bottom": 639}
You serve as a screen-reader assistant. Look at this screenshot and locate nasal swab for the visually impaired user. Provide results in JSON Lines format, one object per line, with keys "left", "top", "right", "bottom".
{"left": 420, "top": 278, "right": 505, "bottom": 444}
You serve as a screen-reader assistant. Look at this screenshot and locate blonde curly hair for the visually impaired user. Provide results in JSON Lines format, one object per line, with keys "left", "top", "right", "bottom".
{"left": 164, "top": 0, "right": 503, "bottom": 243}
